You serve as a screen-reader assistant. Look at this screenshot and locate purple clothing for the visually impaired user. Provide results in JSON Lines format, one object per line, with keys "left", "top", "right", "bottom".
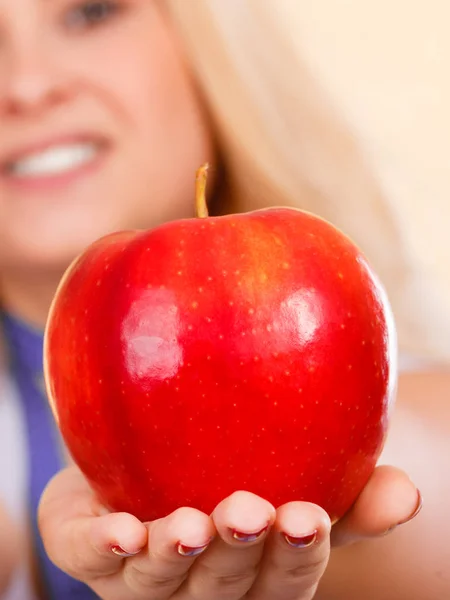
{"left": 2, "top": 313, "right": 99, "bottom": 600}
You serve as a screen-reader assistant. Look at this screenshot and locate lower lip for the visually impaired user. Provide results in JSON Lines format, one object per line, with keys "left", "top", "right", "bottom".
{"left": 1, "top": 147, "right": 109, "bottom": 194}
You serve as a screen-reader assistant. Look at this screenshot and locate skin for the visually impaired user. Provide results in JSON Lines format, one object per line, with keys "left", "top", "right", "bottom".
{"left": 0, "top": 0, "right": 425, "bottom": 598}
{"left": 0, "top": 0, "right": 214, "bottom": 324}
{"left": 39, "top": 465, "right": 419, "bottom": 600}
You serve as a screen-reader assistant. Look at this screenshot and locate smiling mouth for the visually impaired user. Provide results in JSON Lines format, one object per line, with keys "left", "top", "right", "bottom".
{"left": 3, "top": 141, "right": 106, "bottom": 180}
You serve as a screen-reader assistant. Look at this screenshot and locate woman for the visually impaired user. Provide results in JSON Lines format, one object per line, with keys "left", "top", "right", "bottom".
{"left": 0, "top": 0, "right": 444, "bottom": 598}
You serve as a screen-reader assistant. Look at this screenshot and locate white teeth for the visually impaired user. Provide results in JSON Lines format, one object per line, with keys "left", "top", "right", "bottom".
{"left": 8, "top": 143, "right": 99, "bottom": 178}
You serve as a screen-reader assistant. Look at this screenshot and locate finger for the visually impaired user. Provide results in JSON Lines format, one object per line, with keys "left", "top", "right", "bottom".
{"left": 247, "top": 502, "right": 331, "bottom": 600}
{"left": 176, "top": 491, "right": 276, "bottom": 599}
{"left": 38, "top": 466, "right": 147, "bottom": 580}
{"left": 331, "top": 465, "right": 422, "bottom": 546}
{"left": 119, "top": 507, "right": 215, "bottom": 600}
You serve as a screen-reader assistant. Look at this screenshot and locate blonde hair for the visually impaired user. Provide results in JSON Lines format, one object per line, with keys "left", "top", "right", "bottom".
{"left": 167, "top": 0, "right": 450, "bottom": 367}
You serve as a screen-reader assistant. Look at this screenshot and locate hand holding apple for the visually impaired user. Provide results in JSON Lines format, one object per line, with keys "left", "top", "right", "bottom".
{"left": 38, "top": 463, "right": 420, "bottom": 600}
{"left": 44, "top": 164, "right": 397, "bottom": 524}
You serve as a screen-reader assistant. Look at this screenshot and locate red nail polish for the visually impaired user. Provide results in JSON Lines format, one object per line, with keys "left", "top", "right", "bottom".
{"left": 111, "top": 545, "right": 141, "bottom": 558}
{"left": 283, "top": 530, "right": 317, "bottom": 548}
{"left": 177, "top": 540, "right": 211, "bottom": 557}
{"left": 232, "top": 524, "right": 269, "bottom": 542}
{"left": 398, "top": 489, "right": 423, "bottom": 526}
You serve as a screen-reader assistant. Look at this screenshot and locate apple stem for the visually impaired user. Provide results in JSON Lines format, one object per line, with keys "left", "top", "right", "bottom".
{"left": 195, "top": 163, "right": 210, "bottom": 219}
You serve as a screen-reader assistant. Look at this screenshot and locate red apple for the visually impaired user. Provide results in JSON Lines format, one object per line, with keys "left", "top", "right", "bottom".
{"left": 44, "top": 164, "right": 396, "bottom": 524}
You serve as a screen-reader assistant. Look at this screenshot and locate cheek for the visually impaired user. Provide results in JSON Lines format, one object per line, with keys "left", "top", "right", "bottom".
{"left": 78, "top": 17, "right": 213, "bottom": 192}
{"left": 74, "top": 9, "right": 208, "bottom": 145}
{"left": 106, "top": 29, "right": 214, "bottom": 217}
{"left": 118, "top": 46, "right": 206, "bottom": 150}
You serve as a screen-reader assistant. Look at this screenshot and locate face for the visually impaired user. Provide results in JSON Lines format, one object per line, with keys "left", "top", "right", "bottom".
{"left": 0, "top": 0, "right": 214, "bottom": 274}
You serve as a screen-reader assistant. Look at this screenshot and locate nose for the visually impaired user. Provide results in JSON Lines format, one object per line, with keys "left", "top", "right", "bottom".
{"left": 0, "top": 39, "right": 72, "bottom": 117}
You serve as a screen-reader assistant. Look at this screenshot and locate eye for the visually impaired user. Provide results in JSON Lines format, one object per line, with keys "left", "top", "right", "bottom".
{"left": 63, "top": 0, "right": 122, "bottom": 31}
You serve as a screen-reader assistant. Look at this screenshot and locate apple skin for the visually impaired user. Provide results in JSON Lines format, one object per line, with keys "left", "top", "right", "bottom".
{"left": 44, "top": 205, "right": 396, "bottom": 524}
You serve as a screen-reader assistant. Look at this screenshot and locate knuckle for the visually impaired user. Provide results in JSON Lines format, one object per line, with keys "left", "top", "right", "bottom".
{"left": 125, "top": 562, "right": 186, "bottom": 593}
{"left": 66, "top": 548, "right": 91, "bottom": 580}
{"left": 216, "top": 572, "right": 253, "bottom": 587}
{"left": 210, "top": 564, "right": 259, "bottom": 592}
{"left": 284, "top": 556, "right": 328, "bottom": 581}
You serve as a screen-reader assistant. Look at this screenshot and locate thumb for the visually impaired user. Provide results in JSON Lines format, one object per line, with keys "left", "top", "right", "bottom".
{"left": 331, "top": 465, "right": 422, "bottom": 547}
{"left": 38, "top": 466, "right": 148, "bottom": 581}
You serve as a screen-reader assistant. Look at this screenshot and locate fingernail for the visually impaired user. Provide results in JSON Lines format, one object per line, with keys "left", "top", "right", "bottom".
{"left": 398, "top": 489, "right": 423, "bottom": 526}
{"left": 383, "top": 489, "right": 423, "bottom": 536}
{"left": 231, "top": 524, "right": 269, "bottom": 543}
{"left": 111, "top": 545, "right": 142, "bottom": 558}
{"left": 177, "top": 539, "right": 211, "bottom": 557}
{"left": 283, "top": 530, "right": 318, "bottom": 548}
